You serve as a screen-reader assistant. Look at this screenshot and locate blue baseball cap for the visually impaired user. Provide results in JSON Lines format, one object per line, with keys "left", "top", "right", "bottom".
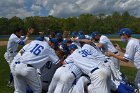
{"left": 56, "top": 33, "right": 62, "bottom": 37}
{"left": 119, "top": 28, "right": 132, "bottom": 36}
{"left": 71, "top": 31, "right": 77, "bottom": 37}
{"left": 90, "top": 32, "right": 99, "bottom": 39}
{"left": 68, "top": 44, "right": 78, "bottom": 51}
{"left": 78, "top": 35, "right": 85, "bottom": 39}
{"left": 62, "top": 40, "right": 68, "bottom": 45}
{"left": 35, "top": 37, "right": 44, "bottom": 41}
{"left": 78, "top": 31, "right": 84, "bottom": 35}
{"left": 50, "top": 38, "right": 58, "bottom": 47}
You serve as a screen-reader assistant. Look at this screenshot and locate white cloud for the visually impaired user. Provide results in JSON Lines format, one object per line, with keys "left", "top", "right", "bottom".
{"left": 0, "top": 0, "right": 34, "bottom": 18}
{"left": 46, "top": 0, "right": 140, "bottom": 17}
{"left": 31, "top": 4, "right": 42, "bottom": 14}
{"left": 0, "top": 0, "right": 140, "bottom": 18}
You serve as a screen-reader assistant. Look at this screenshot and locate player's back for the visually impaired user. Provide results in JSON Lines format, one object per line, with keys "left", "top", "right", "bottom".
{"left": 100, "top": 35, "right": 117, "bottom": 53}
{"left": 7, "top": 34, "right": 19, "bottom": 52}
{"left": 20, "top": 40, "right": 56, "bottom": 69}
{"left": 69, "top": 44, "right": 107, "bottom": 74}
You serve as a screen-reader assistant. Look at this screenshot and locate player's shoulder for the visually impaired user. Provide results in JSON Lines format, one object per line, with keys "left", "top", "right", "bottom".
{"left": 100, "top": 35, "right": 108, "bottom": 40}
{"left": 31, "top": 40, "right": 50, "bottom": 48}
{"left": 9, "top": 34, "right": 18, "bottom": 40}
{"left": 128, "top": 38, "right": 139, "bottom": 45}
{"left": 82, "top": 44, "right": 93, "bottom": 49}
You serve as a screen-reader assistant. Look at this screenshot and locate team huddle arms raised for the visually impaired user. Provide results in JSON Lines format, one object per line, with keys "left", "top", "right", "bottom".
{"left": 4, "top": 28, "right": 140, "bottom": 93}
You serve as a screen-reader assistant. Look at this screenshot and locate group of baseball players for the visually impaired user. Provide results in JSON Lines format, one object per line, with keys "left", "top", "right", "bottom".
{"left": 4, "top": 27, "right": 140, "bottom": 93}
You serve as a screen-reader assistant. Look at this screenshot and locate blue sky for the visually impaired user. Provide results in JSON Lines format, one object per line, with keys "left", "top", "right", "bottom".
{"left": 0, "top": 0, "right": 140, "bottom": 18}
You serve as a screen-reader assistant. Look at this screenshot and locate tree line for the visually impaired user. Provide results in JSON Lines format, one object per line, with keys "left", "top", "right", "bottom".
{"left": 0, "top": 11, "right": 140, "bottom": 35}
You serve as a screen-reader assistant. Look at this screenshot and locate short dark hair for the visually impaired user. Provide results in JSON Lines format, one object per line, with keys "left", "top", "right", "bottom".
{"left": 14, "top": 28, "right": 23, "bottom": 33}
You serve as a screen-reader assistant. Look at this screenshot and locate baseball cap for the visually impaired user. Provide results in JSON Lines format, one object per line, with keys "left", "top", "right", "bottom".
{"left": 119, "top": 28, "right": 132, "bottom": 36}
{"left": 90, "top": 32, "right": 99, "bottom": 38}
{"left": 78, "top": 31, "right": 84, "bottom": 35}
{"left": 56, "top": 33, "right": 62, "bottom": 37}
{"left": 50, "top": 38, "right": 58, "bottom": 47}
{"left": 35, "top": 37, "right": 44, "bottom": 41}
{"left": 71, "top": 31, "right": 77, "bottom": 37}
{"left": 68, "top": 44, "right": 78, "bottom": 51}
{"left": 78, "top": 35, "right": 85, "bottom": 39}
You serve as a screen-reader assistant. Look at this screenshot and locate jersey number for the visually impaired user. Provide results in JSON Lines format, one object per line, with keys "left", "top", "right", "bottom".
{"left": 79, "top": 49, "right": 91, "bottom": 57}
{"left": 30, "top": 44, "right": 44, "bottom": 56}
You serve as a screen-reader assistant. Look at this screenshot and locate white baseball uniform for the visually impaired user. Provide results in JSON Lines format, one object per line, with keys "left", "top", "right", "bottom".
{"left": 4, "top": 34, "right": 28, "bottom": 65}
{"left": 48, "top": 63, "right": 82, "bottom": 93}
{"left": 10, "top": 40, "right": 59, "bottom": 93}
{"left": 65, "top": 44, "right": 111, "bottom": 93}
{"left": 69, "top": 75, "right": 90, "bottom": 93}
{"left": 99, "top": 35, "right": 120, "bottom": 70}
{"left": 40, "top": 63, "right": 61, "bottom": 92}
{"left": 44, "top": 37, "right": 50, "bottom": 42}
{"left": 123, "top": 38, "right": 140, "bottom": 88}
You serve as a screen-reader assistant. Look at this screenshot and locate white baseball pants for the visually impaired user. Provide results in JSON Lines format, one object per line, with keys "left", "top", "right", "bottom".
{"left": 11, "top": 62, "right": 42, "bottom": 93}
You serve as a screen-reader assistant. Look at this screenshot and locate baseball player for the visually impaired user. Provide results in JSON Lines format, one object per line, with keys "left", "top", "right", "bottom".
{"left": 71, "top": 31, "right": 77, "bottom": 38}
{"left": 65, "top": 44, "right": 111, "bottom": 93}
{"left": 72, "top": 37, "right": 136, "bottom": 93}
{"left": 10, "top": 37, "right": 60, "bottom": 93}
{"left": 106, "top": 28, "right": 140, "bottom": 91}
{"left": 90, "top": 31, "right": 120, "bottom": 70}
{"left": 69, "top": 75, "right": 90, "bottom": 93}
{"left": 56, "top": 32, "right": 63, "bottom": 44}
{"left": 4, "top": 27, "right": 33, "bottom": 87}
{"left": 39, "top": 38, "right": 62, "bottom": 92}
{"left": 48, "top": 44, "right": 82, "bottom": 93}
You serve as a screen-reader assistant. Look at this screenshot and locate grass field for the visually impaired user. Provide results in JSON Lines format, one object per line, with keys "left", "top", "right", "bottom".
{"left": 0, "top": 46, "right": 14, "bottom": 93}
{"left": 0, "top": 45, "right": 137, "bottom": 93}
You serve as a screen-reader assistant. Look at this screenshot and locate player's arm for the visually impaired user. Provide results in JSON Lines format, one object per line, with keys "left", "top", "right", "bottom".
{"left": 23, "top": 27, "right": 34, "bottom": 42}
{"left": 19, "top": 43, "right": 30, "bottom": 56}
{"left": 106, "top": 51, "right": 129, "bottom": 62}
{"left": 114, "top": 43, "right": 126, "bottom": 53}
{"left": 96, "top": 43, "right": 104, "bottom": 48}
{"left": 71, "top": 38, "right": 93, "bottom": 44}
{"left": 57, "top": 57, "right": 65, "bottom": 65}
{"left": 14, "top": 28, "right": 34, "bottom": 45}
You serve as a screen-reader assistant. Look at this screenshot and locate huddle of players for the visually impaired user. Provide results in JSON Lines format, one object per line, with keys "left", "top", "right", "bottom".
{"left": 5, "top": 28, "right": 140, "bottom": 93}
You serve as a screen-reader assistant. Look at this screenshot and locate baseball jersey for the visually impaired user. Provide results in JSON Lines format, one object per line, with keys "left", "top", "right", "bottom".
{"left": 19, "top": 40, "right": 59, "bottom": 69}
{"left": 65, "top": 44, "right": 107, "bottom": 74}
{"left": 99, "top": 35, "right": 118, "bottom": 53}
{"left": 72, "top": 42, "right": 81, "bottom": 49}
{"left": 63, "top": 63, "right": 82, "bottom": 79}
{"left": 44, "top": 37, "right": 50, "bottom": 42}
{"left": 6, "top": 34, "right": 28, "bottom": 53}
{"left": 124, "top": 38, "right": 140, "bottom": 69}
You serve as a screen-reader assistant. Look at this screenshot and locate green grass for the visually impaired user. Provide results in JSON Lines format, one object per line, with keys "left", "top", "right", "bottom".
{"left": 0, "top": 45, "right": 137, "bottom": 93}
{"left": 0, "top": 46, "right": 14, "bottom": 93}
{"left": 111, "top": 41, "right": 127, "bottom": 48}
{"left": 120, "top": 66, "right": 137, "bottom": 82}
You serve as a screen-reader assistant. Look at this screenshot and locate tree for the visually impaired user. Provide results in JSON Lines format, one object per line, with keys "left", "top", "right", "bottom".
{"left": 0, "top": 17, "right": 9, "bottom": 34}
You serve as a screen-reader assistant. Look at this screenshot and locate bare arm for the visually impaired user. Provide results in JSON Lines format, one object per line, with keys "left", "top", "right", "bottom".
{"left": 96, "top": 43, "right": 104, "bottom": 48}
{"left": 106, "top": 51, "right": 129, "bottom": 62}
{"left": 71, "top": 38, "right": 93, "bottom": 44}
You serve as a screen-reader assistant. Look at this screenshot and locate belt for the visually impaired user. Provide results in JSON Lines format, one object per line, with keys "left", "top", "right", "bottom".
{"left": 113, "top": 51, "right": 118, "bottom": 54}
{"left": 71, "top": 71, "right": 76, "bottom": 78}
{"left": 90, "top": 67, "right": 99, "bottom": 73}
{"left": 15, "top": 61, "right": 20, "bottom": 64}
{"left": 62, "top": 65, "right": 66, "bottom": 67}
{"left": 104, "top": 60, "right": 108, "bottom": 63}
{"left": 27, "top": 64, "right": 33, "bottom": 67}
{"left": 7, "top": 51, "right": 16, "bottom": 53}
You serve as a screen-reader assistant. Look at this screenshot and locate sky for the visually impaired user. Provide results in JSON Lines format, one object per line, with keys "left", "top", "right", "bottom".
{"left": 0, "top": 0, "right": 140, "bottom": 18}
